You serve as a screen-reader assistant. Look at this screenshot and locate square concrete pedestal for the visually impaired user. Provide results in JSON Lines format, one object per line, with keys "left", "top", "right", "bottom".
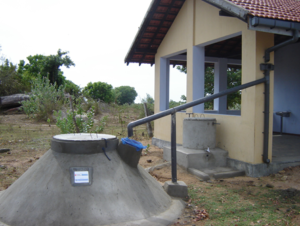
{"left": 163, "top": 181, "right": 188, "bottom": 198}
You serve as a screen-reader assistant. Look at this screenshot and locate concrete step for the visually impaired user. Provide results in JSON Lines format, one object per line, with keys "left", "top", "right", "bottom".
{"left": 188, "top": 167, "right": 245, "bottom": 181}
{"left": 163, "top": 146, "right": 228, "bottom": 170}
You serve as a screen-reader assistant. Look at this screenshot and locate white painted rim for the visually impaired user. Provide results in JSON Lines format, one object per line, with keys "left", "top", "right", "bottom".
{"left": 53, "top": 133, "right": 116, "bottom": 141}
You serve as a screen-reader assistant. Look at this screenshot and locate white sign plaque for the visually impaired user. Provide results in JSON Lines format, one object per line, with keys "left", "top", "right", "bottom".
{"left": 74, "top": 171, "right": 89, "bottom": 183}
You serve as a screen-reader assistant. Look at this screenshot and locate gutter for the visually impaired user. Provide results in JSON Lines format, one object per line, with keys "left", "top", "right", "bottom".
{"left": 251, "top": 17, "right": 300, "bottom": 32}
{"left": 202, "top": 0, "right": 249, "bottom": 22}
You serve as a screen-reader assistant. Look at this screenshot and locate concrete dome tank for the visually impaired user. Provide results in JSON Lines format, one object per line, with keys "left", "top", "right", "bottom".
{"left": 0, "top": 134, "right": 183, "bottom": 226}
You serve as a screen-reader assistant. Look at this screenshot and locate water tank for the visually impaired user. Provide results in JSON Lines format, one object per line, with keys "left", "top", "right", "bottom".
{"left": 0, "top": 134, "right": 183, "bottom": 226}
{"left": 183, "top": 118, "right": 216, "bottom": 149}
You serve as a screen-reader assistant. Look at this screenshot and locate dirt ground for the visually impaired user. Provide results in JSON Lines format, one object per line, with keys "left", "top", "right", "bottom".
{"left": 138, "top": 139, "right": 300, "bottom": 190}
{"left": 1, "top": 114, "right": 300, "bottom": 225}
{"left": 138, "top": 139, "right": 300, "bottom": 225}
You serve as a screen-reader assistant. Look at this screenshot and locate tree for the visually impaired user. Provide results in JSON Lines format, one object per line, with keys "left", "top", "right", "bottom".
{"left": 176, "top": 66, "right": 241, "bottom": 109}
{"left": 114, "top": 86, "right": 137, "bottom": 105}
{"left": 177, "top": 66, "right": 214, "bottom": 109}
{"left": 141, "top": 93, "right": 154, "bottom": 115}
{"left": 0, "top": 59, "right": 30, "bottom": 96}
{"left": 227, "top": 68, "right": 241, "bottom": 109}
{"left": 17, "top": 49, "right": 75, "bottom": 87}
{"left": 142, "top": 93, "right": 154, "bottom": 105}
{"left": 180, "top": 95, "right": 186, "bottom": 103}
{"left": 82, "top": 82, "right": 113, "bottom": 103}
{"left": 0, "top": 45, "right": 5, "bottom": 64}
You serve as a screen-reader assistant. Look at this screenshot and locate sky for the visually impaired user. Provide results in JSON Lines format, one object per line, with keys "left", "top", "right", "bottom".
{"left": 0, "top": 0, "right": 186, "bottom": 103}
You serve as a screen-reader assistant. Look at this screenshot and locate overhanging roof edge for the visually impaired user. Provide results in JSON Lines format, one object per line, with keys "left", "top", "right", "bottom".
{"left": 124, "top": 0, "right": 158, "bottom": 65}
{"left": 202, "top": 0, "right": 249, "bottom": 21}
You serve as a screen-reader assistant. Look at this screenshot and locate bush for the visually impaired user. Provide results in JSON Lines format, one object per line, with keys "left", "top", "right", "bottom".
{"left": 54, "top": 106, "right": 95, "bottom": 134}
{"left": 22, "top": 77, "right": 65, "bottom": 121}
{"left": 54, "top": 104, "right": 108, "bottom": 134}
{"left": 81, "top": 98, "right": 101, "bottom": 116}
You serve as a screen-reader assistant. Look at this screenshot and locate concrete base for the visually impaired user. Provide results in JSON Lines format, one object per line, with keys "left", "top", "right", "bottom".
{"left": 153, "top": 137, "right": 300, "bottom": 177}
{"left": 163, "top": 146, "right": 228, "bottom": 170}
{"left": 163, "top": 181, "right": 188, "bottom": 198}
{"left": 187, "top": 168, "right": 210, "bottom": 181}
{"left": 228, "top": 157, "right": 300, "bottom": 177}
{"left": 188, "top": 167, "right": 245, "bottom": 181}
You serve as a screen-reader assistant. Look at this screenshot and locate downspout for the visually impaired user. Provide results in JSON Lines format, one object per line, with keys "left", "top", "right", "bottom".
{"left": 261, "top": 30, "right": 299, "bottom": 164}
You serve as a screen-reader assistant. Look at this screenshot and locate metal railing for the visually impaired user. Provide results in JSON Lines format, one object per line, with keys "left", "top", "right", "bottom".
{"left": 127, "top": 77, "right": 267, "bottom": 183}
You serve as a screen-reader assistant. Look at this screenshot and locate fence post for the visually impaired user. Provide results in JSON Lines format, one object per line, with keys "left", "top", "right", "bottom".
{"left": 143, "top": 103, "right": 153, "bottom": 138}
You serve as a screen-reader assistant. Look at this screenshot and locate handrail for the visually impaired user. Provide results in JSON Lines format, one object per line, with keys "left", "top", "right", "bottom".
{"left": 127, "top": 77, "right": 266, "bottom": 183}
{"left": 127, "top": 77, "right": 266, "bottom": 137}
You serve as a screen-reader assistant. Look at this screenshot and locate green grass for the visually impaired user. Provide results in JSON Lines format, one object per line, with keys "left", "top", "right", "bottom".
{"left": 188, "top": 184, "right": 300, "bottom": 225}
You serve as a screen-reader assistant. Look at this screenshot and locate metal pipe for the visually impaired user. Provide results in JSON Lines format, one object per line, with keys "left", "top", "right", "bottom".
{"left": 280, "top": 115, "right": 283, "bottom": 135}
{"left": 171, "top": 113, "right": 177, "bottom": 183}
{"left": 262, "top": 30, "right": 299, "bottom": 163}
{"left": 127, "top": 77, "right": 266, "bottom": 137}
{"left": 265, "top": 30, "right": 299, "bottom": 63}
{"left": 263, "top": 69, "right": 270, "bottom": 164}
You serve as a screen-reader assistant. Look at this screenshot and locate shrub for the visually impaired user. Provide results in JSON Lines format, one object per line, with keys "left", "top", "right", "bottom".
{"left": 81, "top": 98, "right": 101, "bottom": 116}
{"left": 22, "top": 77, "right": 65, "bottom": 121}
{"left": 54, "top": 104, "right": 108, "bottom": 134}
{"left": 54, "top": 105, "right": 95, "bottom": 134}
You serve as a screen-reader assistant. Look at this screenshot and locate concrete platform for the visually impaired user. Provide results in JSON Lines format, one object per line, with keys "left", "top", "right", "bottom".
{"left": 154, "top": 134, "right": 300, "bottom": 178}
{"left": 272, "top": 134, "right": 300, "bottom": 163}
{"left": 188, "top": 167, "right": 245, "bottom": 181}
{"left": 163, "top": 146, "right": 228, "bottom": 170}
{"left": 163, "top": 145, "right": 244, "bottom": 180}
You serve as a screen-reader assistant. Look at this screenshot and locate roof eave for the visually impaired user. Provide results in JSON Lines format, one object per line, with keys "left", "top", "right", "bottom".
{"left": 124, "top": 0, "right": 159, "bottom": 65}
{"left": 202, "top": 0, "right": 249, "bottom": 22}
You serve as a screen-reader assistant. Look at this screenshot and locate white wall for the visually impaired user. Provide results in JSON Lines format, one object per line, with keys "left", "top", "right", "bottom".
{"left": 273, "top": 42, "right": 300, "bottom": 135}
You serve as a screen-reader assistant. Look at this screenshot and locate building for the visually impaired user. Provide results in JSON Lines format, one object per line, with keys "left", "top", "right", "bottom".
{"left": 125, "top": 0, "right": 300, "bottom": 177}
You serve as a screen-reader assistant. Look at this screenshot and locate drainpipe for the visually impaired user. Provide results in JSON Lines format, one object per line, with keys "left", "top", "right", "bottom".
{"left": 261, "top": 30, "right": 299, "bottom": 164}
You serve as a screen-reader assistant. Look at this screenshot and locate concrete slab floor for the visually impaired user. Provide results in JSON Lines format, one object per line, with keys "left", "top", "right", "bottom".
{"left": 272, "top": 134, "right": 300, "bottom": 163}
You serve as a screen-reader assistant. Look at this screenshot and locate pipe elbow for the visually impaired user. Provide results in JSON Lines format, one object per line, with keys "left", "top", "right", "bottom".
{"left": 127, "top": 123, "right": 134, "bottom": 137}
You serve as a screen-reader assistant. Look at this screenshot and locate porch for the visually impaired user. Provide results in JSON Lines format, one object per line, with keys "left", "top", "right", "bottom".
{"left": 272, "top": 134, "right": 300, "bottom": 163}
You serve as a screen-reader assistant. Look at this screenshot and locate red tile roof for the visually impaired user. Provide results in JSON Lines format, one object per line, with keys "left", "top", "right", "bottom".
{"left": 228, "top": 0, "right": 300, "bottom": 22}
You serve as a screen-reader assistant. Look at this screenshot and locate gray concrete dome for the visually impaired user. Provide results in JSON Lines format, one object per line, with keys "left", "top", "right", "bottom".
{"left": 0, "top": 134, "right": 183, "bottom": 226}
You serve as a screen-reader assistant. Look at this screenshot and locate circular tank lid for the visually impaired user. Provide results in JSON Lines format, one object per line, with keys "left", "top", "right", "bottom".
{"left": 53, "top": 133, "right": 116, "bottom": 141}
{"left": 51, "top": 133, "right": 118, "bottom": 154}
